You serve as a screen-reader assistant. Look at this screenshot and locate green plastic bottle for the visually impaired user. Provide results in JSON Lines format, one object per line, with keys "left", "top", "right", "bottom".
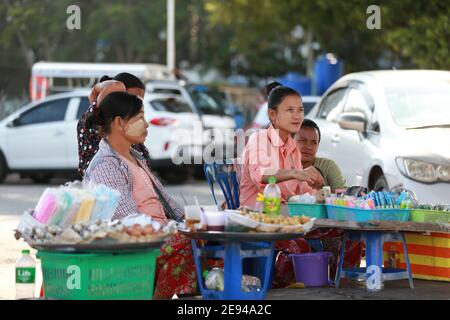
{"left": 263, "top": 176, "right": 281, "bottom": 215}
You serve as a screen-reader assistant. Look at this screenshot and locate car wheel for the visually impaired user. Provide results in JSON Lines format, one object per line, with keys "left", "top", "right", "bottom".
{"left": 0, "top": 152, "right": 7, "bottom": 183}
{"left": 30, "top": 174, "right": 52, "bottom": 184}
{"left": 192, "top": 165, "right": 205, "bottom": 180}
{"left": 373, "top": 175, "right": 389, "bottom": 191}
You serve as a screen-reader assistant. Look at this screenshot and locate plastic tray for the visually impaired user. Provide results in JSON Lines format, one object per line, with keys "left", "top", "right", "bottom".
{"left": 288, "top": 203, "right": 327, "bottom": 219}
{"left": 326, "top": 205, "right": 410, "bottom": 222}
{"left": 410, "top": 209, "right": 450, "bottom": 223}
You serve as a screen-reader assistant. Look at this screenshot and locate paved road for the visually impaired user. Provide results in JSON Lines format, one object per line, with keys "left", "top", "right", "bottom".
{"left": 0, "top": 174, "right": 222, "bottom": 299}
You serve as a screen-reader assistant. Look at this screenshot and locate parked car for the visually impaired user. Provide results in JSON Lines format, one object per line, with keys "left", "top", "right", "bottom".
{"left": 0, "top": 90, "right": 207, "bottom": 183}
{"left": 251, "top": 96, "right": 320, "bottom": 128}
{"left": 146, "top": 80, "right": 237, "bottom": 178}
{"left": 308, "top": 70, "right": 450, "bottom": 204}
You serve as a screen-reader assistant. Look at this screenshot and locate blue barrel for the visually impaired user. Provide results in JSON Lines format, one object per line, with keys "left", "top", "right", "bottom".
{"left": 314, "top": 54, "right": 343, "bottom": 95}
{"left": 277, "top": 72, "right": 312, "bottom": 96}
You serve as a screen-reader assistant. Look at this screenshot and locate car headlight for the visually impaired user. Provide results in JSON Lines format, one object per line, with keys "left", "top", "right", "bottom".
{"left": 437, "top": 165, "right": 450, "bottom": 181}
{"left": 396, "top": 158, "right": 450, "bottom": 183}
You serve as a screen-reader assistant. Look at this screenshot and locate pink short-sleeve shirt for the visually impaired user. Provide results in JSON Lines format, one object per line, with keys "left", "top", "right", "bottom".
{"left": 239, "top": 125, "right": 313, "bottom": 209}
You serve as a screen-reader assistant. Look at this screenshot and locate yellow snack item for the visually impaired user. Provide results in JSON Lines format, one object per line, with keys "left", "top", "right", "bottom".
{"left": 287, "top": 282, "right": 305, "bottom": 289}
{"left": 73, "top": 196, "right": 96, "bottom": 223}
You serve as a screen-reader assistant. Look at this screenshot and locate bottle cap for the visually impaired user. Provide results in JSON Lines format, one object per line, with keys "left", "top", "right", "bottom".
{"left": 22, "top": 249, "right": 30, "bottom": 255}
{"left": 268, "top": 176, "right": 276, "bottom": 184}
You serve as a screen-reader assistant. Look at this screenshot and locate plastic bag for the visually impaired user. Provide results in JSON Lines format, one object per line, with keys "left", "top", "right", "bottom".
{"left": 205, "top": 268, "right": 225, "bottom": 291}
{"left": 122, "top": 213, "right": 161, "bottom": 231}
{"left": 289, "top": 193, "right": 316, "bottom": 204}
{"left": 33, "top": 188, "right": 59, "bottom": 224}
{"left": 241, "top": 274, "right": 262, "bottom": 292}
{"left": 90, "top": 185, "right": 120, "bottom": 222}
{"left": 204, "top": 268, "right": 261, "bottom": 292}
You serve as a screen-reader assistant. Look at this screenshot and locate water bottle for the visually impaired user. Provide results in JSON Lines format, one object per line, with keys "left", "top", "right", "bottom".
{"left": 352, "top": 172, "right": 363, "bottom": 187}
{"left": 15, "top": 249, "right": 36, "bottom": 300}
{"left": 263, "top": 176, "right": 281, "bottom": 215}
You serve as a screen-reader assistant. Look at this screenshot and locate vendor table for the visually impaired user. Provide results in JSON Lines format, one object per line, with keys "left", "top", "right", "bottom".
{"left": 313, "top": 219, "right": 450, "bottom": 233}
{"left": 312, "top": 219, "right": 450, "bottom": 291}
{"left": 179, "top": 229, "right": 305, "bottom": 300}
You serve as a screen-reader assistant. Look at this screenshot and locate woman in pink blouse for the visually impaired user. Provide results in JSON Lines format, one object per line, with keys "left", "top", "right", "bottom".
{"left": 240, "top": 82, "right": 324, "bottom": 209}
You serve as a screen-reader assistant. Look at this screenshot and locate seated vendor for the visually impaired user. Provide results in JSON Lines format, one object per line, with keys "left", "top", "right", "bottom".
{"left": 83, "top": 91, "right": 224, "bottom": 299}
{"left": 296, "top": 119, "right": 364, "bottom": 279}
{"left": 83, "top": 91, "right": 168, "bottom": 225}
{"left": 239, "top": 82, "right": 324, "bottom": 209}
{"left": 296, "top": 119, "right": 347, "bottom": 192}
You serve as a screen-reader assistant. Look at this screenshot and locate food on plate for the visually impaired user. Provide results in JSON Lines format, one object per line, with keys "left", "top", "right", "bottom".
{"left": 226, "top": 208, "right": 314, "bottom": 233}
{"left": 19, "top": 219, "right": 174, "bottom": 245}
{"left": 243, "top": 211, "right": 311, "bottom": 226}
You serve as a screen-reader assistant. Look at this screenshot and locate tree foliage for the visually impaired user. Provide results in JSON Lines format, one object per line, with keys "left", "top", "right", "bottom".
{"left": 0, "top": 0, "right": 448, "bottom": 98}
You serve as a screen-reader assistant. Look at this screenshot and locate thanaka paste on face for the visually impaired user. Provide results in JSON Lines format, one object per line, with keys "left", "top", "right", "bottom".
{"left": 125, "top": 118, "right": 147, "bottom": 137}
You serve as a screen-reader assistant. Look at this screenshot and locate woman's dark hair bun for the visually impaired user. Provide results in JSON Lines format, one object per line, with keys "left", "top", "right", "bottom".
{"left": 266, "top": 81, "right": 300, "bottom": 110}
{"left": 265, "top": 81, "right": 283, "bottom": 98}
{"left": 99, "top": 75, "right": 113, "bottom": 82}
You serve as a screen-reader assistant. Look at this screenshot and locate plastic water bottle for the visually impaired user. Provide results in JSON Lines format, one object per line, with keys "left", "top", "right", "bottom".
{"left": 352, "top": 172, "right": 363, "bottom": 187}
{"left": 15, "top": 249, "right": 36, "bottom": 299}
{"left": 263, "top": 176, "right": 281, "bottom": 215}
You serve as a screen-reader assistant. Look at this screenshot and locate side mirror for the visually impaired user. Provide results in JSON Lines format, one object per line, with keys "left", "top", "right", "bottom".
{"left": 6, "top": 118, "right": 20, "bottom": 128}
{"left": 338, "top": 112, "right": 367, "bottom": 133}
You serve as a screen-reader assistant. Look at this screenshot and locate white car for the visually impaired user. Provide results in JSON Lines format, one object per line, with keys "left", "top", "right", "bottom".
{"left": 0, "top": 90, "right": 206, "bottom": 183}
{"left": 309, "top": 70, "right": 450, "bottom": 204}
{"left": 252, "top": 96, "right": 320, "bottom": 128}
{"left": 146, "top": 80, "right": 237, "bottom": 177}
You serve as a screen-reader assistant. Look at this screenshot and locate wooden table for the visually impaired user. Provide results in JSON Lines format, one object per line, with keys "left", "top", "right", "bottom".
{"left": 310, "top": 219, "right": 450, "bottom": 290}
{"left": 312, "top": 219, "right": 450, "bottom": 234}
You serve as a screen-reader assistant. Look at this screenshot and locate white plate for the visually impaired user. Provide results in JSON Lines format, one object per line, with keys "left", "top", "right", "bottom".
{"left": 226, "top": 212, "right": 260, "bottom": 229}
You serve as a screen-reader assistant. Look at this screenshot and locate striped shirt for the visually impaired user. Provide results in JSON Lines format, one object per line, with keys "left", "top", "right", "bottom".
{"left": 84, "top": 139, "right": 184, "bottom": 221}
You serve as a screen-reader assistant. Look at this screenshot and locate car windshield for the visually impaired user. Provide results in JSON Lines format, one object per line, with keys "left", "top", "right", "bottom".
{"left": 185, "top": 85, "right": 228, "bottom": 116}
{"left": 385, "top": 80, "right": 450, "bottom": 129}
{"left": 150, "top": 98, "right": 192, "bottom": 113}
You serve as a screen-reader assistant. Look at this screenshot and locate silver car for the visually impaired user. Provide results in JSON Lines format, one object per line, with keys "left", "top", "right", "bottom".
{"left": 309, "top": 70, "right": 450, "bottom": 204}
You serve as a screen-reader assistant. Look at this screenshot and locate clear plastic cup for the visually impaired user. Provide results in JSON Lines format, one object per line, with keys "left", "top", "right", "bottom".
{"left": 184, "top": 205, "right": 202, "bottom": 229}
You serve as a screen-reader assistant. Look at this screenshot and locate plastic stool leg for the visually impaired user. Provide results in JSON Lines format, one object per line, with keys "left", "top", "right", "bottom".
{"left": 223, "top": 242, "right": 244, "bottom": 299}
{"left": 400, "top": 233, "right": 414, "bottom": 289}
{"left": 334, "top": 233, "right": 347, "bottom": 288}
{"left": 191, "top": 240, "right": 207, "bottom": 296}
{"left": 364, "top": 232, "right": 383, "bottom": 290}
{"left": 261, "top": 243, "right": 275, "bottom": 293}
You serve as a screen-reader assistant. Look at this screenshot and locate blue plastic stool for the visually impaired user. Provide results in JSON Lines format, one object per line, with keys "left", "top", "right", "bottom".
{"left": 335, "top": 231, "right": 414, "bottom": 290}
{"left": 191, "top": 240, "right": 275, "bottom": 300}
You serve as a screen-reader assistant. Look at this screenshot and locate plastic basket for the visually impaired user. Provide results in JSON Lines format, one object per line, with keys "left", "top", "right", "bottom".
{"left": 38, "top": 249, "right": 160, "bottom": 300}
{"left": 325, "top": 205, "right": 410, "bottom": 222}
{"left": 288, "top": 203, "right": 327, "bottom": 219}
{"left": 410, "top": 209, "right": 450, "bottom": 223}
